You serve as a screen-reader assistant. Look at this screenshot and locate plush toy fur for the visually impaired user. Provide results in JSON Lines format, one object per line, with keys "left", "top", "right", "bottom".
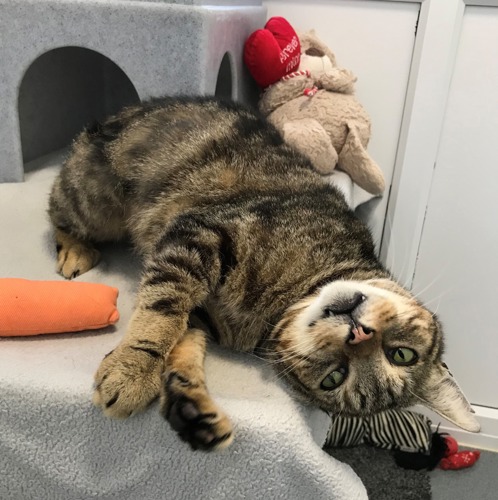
{"left": 258, "top": 30, "right": 385, "bottom": 196}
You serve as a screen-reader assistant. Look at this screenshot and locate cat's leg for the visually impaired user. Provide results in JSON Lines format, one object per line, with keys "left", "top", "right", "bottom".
{"left": 55, "top": 228, "right": 101, "bottom": 279}
{"left": 162, "top": 328, "right": 233, "bottom": 450}
{"left": 93, "top": 217, "right": 231, "bottom": 421}
{"left": 92, "top": 273, "right": 211, "bottom": 419}
{"left": 92, "top": 306, "right": 177, "bottom": 418}
{"left": 48, "top": 133, "right": 128, "bottom": 279}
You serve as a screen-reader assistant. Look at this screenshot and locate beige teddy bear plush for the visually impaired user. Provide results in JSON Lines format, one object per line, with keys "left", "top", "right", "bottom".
{"left": 258, "top": 30, "right": 385, "bottom": 196}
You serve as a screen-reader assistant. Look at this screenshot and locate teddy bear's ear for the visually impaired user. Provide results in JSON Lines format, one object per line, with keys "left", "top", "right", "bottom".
{"left": 299, "top": 29, "right": 316, "bottom": 38}
{"left": 298, "top": 31, "right": 338, "bottom": 67}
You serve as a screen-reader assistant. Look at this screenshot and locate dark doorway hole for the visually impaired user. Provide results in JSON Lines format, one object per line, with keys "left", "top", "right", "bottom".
{"left": 18, "top": 46, "right": 140, "bottom": 166}
{"left": 215, "top": 52, "right": 233, "bottom": 100}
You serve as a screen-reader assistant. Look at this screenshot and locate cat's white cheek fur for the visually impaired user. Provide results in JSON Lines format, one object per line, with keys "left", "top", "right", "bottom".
{"left": 291, "top": 280, "right": 408, "bottom": 357}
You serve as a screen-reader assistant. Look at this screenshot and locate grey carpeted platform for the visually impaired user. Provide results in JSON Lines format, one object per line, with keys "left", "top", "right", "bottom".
{"left": 0, "top": 151, "right": 367, "bottom": 499}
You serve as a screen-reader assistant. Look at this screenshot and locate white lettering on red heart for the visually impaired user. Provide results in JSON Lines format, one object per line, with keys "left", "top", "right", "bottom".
{"left": 279, "top": 36, "right": 299, "bottom": 64}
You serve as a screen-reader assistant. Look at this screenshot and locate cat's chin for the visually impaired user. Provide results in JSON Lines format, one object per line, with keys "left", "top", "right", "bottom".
{"left": 322, "top": 290, "right": 366, "bottom": 317}
{"left": 297, "top": 280, "right": 393, "bottom": 328}
{"left": 288, "top": 279, "right": 398, "bottom": 356}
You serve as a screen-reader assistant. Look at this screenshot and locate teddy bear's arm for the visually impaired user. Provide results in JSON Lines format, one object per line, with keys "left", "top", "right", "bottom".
{"left": 281, "top": 118, "right": 338, "bottom": 175}
{"left": 316, "top": 68, "right": 357, "bottom": 94}
{"left": 258, "top": 75, "right": 315, "bottom": 116}
{"left": 339, "top": 123, "right": 385, "bottom": 195}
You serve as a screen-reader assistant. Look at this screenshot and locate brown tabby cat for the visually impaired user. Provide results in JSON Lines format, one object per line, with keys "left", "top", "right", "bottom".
{"left": 48, "top": 96, "right": 479, "bottom": 451}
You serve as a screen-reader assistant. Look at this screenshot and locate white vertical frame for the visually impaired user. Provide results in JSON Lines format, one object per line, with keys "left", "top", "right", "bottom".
{"left": 380, "top": 0, "right": 467, "bottom": 288}
{"left": 383, "top": 0, "right": 498, "bottom": 449}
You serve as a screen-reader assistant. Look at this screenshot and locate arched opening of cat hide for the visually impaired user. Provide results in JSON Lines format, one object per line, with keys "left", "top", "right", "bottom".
{"left": 214, "top": 52, "right": 233, "bottom": 100}
{"left": 18, "top": 47, "right": 140, "bottom": 171}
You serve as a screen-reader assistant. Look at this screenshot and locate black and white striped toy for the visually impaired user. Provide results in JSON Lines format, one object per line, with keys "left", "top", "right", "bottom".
{"left": 325, "top": 409, "right": 449, "bottom": 470}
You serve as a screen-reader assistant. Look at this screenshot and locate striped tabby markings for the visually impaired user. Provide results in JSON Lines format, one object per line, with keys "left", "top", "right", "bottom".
{"left": 92, "top": 309, "right": 182, "bottom": 419}
{"left": 93, "top": 226, "right": 226, "bottom": 422}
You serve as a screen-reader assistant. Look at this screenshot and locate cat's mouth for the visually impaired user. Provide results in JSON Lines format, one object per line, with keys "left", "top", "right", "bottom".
{"left": 324, "top": 292, "right": 374, "bottom": 344}
{"left": 347, "top": 317, "right": 374, "bottom": 344}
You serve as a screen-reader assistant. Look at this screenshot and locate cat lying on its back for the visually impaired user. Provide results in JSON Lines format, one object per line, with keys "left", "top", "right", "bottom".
{"left": 48, "top": 97, "right": 479, "bottom": 450}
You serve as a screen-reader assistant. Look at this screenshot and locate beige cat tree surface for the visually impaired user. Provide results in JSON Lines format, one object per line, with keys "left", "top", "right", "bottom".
{"left": 259, "top": 31, "right": 385, "bottom": 196}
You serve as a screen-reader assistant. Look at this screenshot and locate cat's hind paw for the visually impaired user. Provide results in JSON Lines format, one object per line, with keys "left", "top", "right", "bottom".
{"left": 162, "top": 372, "right": 234, "bottom": 451}
{"left": 55, "top": 229, "right": 100, "bottom": 279}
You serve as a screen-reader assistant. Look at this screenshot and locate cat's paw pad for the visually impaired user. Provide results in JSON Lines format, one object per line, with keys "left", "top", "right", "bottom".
{"left": 57, "top": 242, "right": 100, "bottom": 279}
{"left": 162, "top": 376, "right": 233, "bottom": 451}
{"left": 93, "top": 346, "right": 163, "bottom": 418}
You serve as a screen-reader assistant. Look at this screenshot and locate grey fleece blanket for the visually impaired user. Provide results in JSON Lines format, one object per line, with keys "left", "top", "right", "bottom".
{"left": 0, "top": 151, "right": 367, "bottom": 500}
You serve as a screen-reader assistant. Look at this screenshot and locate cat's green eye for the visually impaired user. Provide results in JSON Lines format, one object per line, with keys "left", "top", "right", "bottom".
{"left": 388, "top": 347, "right": 418, "bottom": 366}
{"left": 320, "top": 367, "right": 347, "bottom": 390}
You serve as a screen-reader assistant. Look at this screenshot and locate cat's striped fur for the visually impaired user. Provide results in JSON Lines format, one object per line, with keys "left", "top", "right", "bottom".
{"left": 48, "top": 96, "right": 478, "bottom": 451}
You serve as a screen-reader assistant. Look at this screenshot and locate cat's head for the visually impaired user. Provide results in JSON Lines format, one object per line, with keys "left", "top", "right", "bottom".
{"left": 270, "top": 278, "right": 479, "bottom": 432}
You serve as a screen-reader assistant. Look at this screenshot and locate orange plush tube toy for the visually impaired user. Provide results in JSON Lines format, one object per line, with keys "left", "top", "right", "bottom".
{"left": 0, "top": 278, "right": 119, "bottom": 336}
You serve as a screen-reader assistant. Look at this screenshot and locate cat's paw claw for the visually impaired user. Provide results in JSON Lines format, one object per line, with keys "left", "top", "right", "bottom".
{"left": 57, "top": 243, "right": 100, "bottom": 279}
{"left": 93, "top": 347, "right": 162, "bottom": 418}
{"left": 162, "top": 387, "right": 233, "bottom": 451}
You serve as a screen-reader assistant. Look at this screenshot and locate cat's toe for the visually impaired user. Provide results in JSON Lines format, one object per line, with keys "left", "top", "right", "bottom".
{"left": 57, "top": 244, "right": 100, "bottom": 279}
{"left": 93, "top": 346, "right": 162, "bottom": 418}
{"left": 162, "top": 388, "right": 233, "bottom": 451}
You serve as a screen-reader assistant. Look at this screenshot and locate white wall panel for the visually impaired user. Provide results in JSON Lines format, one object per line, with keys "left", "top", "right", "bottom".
{"left": 412, "top": 6, "right": 498, "bottom": 408}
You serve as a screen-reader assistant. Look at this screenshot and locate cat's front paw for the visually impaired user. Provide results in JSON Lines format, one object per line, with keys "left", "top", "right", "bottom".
{"left": 93, "top": 345, "right": 163, "bottom": 418}
{"left": 161, "top": 372, "right": 234, "bottom": 451}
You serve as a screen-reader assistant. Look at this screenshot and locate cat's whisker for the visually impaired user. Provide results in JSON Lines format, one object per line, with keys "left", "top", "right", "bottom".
{"left": 384, "top": 213, "right": 404, "bottom": 289}
{"left": 249, "top": 350, "right": 305, "bottom": 370}
{"left": 410, "top": 262, "right": 451, "bottom": 304}
{"left": 274, "top": 354, "right": 311, "bottom": 382}
{"left": 431, "top": 303, "right": 441, "bottom": 318}
{"left": 259, "top": 340, "right": 319, "bottom": 364}
{"left": 428, "top": 291, "right": 452, "bottom": 318}
{"left": 246, "top": 350, "right": 269, "bottom": 363}
{"left": 257, "top": 334, "right": 321, "bottom": 356}
{"left": 422, "top": 287, "right": 454, "bottom": 314}
{"left": 261, "top": 318, "right": 279, "bottom": 330}
{"left": 268, "top": 350, "right": 318, "bottom": 366}
{"left": 267, "top": 345, "right": 311, "bottom": 373}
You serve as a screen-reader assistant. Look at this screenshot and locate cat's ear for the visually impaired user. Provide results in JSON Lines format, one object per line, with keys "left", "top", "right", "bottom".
{"left": 412, "top": 363, "right": 480, "bottom": 433}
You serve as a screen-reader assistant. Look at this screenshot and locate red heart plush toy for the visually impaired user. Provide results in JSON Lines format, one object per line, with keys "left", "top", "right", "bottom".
{"left": 244, "top": 17, "right": 301, "bottom": 88}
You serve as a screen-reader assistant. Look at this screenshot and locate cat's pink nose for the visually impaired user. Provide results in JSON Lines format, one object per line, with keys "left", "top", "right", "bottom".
{"left": 348, "top": 324, "right": 374, "bottom": 345}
